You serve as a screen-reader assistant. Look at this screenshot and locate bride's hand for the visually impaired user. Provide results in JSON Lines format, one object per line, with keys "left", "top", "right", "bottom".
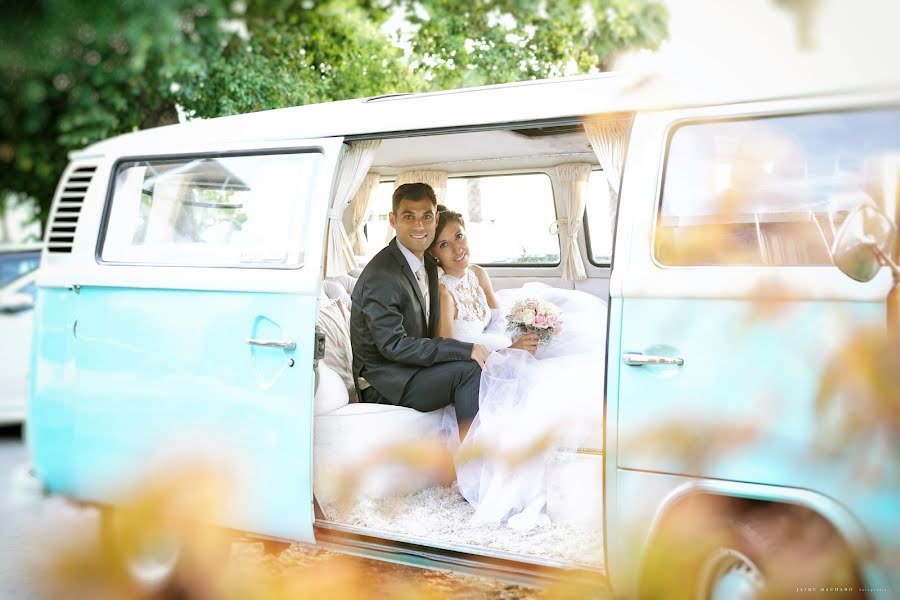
{"left": 509, "top": 333, "right": 539, "bottom": 354}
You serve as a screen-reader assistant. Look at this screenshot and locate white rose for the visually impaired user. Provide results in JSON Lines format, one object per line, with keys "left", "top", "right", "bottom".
{"left": 522, "top": 308, "right": 535, "bottom": 325}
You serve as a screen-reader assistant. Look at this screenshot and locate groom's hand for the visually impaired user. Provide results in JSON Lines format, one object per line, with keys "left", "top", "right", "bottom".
{"left": 470, "top": 344, "right": 489, "bottom": 369}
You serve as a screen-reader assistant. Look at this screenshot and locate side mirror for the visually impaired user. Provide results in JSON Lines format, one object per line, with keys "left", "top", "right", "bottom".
{"left": 0, "top": 292, "right": 35, "bottom": 314}
{"left": 831, "top": 202, "right": 899, "bottom": 282}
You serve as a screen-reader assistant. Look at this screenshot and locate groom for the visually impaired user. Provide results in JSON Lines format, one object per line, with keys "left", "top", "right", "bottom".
{"left": 350, "top": 183, "right": 489, "bottom": 430}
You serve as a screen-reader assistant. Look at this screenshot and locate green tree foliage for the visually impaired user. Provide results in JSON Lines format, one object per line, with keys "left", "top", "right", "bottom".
{"left": 0, "top": 0, "right": 667, "bottom": 229}
{"left": 402, "top": 0, "right": 668, "bottom": 88}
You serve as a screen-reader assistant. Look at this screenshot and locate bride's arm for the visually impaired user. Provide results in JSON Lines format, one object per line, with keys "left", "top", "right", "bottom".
{"left": 471, "top": 264, "right": 499, "bottom": 309}
{"left": 435, "top": 283, "right": 457, "bottom": 338}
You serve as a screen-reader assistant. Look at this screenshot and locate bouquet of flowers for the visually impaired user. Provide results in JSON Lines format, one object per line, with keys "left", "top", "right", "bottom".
{"left": 506, "top": 298, "right": 563, "bottom": 346}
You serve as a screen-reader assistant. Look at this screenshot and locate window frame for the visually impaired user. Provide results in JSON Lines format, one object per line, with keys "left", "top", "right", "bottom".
{"left": 584, "top": 167, "right": 614, "bottom": 268}
{"left": 445, "top": 171, "right": 561, "bottom": 268}
{"left": 95, "top": 148, "right": 325, "bottom": 269}
{"left": 365, "top": 169, "right": 563, "bottom": 268}
{"left": 652, "top": 105, "right": 900, "bottom": 269}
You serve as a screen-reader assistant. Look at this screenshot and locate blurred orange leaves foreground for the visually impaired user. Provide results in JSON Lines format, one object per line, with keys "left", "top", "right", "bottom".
{"left": 36, "top": 462, "right": 599, "bottom": 600}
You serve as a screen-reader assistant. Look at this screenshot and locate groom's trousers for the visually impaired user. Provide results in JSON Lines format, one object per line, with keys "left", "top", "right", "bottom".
{"left": 361, "top": 360, "right": 481, "bottom": 428}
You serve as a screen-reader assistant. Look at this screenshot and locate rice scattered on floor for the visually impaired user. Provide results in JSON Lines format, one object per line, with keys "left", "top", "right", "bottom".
{"left": 323, "top": 485, "right": 604, "bottom": 568}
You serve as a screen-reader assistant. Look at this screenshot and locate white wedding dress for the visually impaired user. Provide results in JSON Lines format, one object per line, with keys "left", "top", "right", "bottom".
{"left": 440, "top": 270, "right": 608, "bottom": 531}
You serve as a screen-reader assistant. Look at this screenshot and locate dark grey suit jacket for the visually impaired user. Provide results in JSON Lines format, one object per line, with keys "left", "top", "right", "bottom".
{"left": 350, "top": 238, "right": 474, "bottom": 402}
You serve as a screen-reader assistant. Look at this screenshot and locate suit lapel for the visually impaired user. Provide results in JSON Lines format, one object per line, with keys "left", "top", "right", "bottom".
{"left": 388, "top": 239, "right": 428, "bottom": 324}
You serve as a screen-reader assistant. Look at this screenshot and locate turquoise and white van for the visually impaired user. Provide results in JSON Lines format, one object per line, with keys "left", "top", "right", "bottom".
{"left": 28, "top": 70, "right": 900, "bottom": 598}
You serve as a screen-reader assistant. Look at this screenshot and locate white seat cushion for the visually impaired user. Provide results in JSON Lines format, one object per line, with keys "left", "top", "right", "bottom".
{"left": 314, "top": 362, "right": 349, "bottom": 416}
{"left": 326, "top": 273, "right": 358, "bottom": 296}
{"left": 322, "top": 279, "right": 353, "bottom": 314}
{"left": 546, "top": 451, "right": 604, "bottom": 526}
{"left": 316, "top": 293, "right": 355, "bottom": 399}
{"left": 314, "top": 404, "right": 453, "bottom": 504}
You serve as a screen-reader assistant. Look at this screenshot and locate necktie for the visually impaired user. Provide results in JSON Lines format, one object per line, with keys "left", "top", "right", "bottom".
{"left": 415, "top": 265, "right": 430, "bottom": 322}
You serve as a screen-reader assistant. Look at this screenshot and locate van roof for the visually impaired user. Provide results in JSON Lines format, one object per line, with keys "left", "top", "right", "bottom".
{"left": 75, "top": 62, "right": 900, "bottom": 159}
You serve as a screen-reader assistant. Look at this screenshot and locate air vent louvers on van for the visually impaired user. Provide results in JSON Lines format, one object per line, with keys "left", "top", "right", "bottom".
{"left": 47, "top": 165, "right": 96, "bottom": 254}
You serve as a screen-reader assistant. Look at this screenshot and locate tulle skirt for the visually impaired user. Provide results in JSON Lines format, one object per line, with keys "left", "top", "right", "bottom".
{"left": 453, "top": 283, "right": 608, "bottom": 530}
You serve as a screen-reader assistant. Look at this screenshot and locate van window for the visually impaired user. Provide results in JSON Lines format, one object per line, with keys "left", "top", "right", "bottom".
{"left": 365, "top": 173, "right": 560, "bottom": 265}
{"left": 584, "top": 169, "right": 615, "bottom": 265}
{"left": 101, "top": 152, "right": 323, "bottom": 266}
{"left": 655, "top": 108, "right": 900, "bottom": 266}
{"left": 362, "top": 181, "right": 395, "bottom": 254}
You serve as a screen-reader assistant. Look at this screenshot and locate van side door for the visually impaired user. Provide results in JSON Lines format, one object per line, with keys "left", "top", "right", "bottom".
{"left": 38, "top": 139, "right": 343, "bottom": 543}
{"left": 606, "top": 102, "right": 900, "bottom": 593}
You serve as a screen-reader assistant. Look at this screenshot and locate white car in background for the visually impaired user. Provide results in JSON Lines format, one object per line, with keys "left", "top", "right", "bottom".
{"left": 0, "top": 269, "right": 38, "bottom": 425}
{"left": 0, "top": 244, "right": 41, "bottom": 287}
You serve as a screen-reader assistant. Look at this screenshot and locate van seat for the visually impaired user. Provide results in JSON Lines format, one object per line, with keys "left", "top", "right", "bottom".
{"left": 546, "top": 451, "right": 603, "bottom": 525}
{"left": 314, "top": 403, "right": 453, "bottom": 505}
{"left": 315, "top": 362, "right": 350, "bottom": 415}
{"left": 325, "top": 273, "right": 357, "bottom": 296}
{"left": 314, "top": 275, "right": 605, "bottom": 513}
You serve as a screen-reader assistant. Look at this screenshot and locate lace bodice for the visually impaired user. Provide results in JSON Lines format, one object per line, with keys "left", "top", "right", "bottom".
{"left": 440, "top": 269, "right": 489, "bottom": 324}
{"left": 438, "top": 269, "right": 497, "bottom": 345}
{"left": 440, "top": 268, "right": 510, "bottom": 351}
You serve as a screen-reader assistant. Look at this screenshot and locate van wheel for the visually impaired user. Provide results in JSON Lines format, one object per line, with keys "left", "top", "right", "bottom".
{"left": 696, "top": 547, "right": 764, "bottom": 600}
{"left": 640, "top": 500, "right": 863, "bottom": 600}
{"left": 100, "top": 507, "right": 183, "bottom": 595}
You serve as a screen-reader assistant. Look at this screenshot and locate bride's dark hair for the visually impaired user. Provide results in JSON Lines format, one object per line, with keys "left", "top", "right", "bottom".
{"left": 429, "top": 204, "right": 466, "bottom": 252}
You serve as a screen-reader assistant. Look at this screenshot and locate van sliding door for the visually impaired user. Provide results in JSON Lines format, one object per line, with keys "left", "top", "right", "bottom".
{"left": 606, "top": 106, "right": 900, "bottom": 594}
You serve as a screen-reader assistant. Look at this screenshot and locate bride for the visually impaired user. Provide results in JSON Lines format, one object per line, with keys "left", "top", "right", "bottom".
{"left": 428, "top": 206, "right": 608, "bottom": 531}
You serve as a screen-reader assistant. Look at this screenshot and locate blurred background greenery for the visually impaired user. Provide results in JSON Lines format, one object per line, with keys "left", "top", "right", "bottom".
{"left": 0, "top": 0, "right": 669, "bottom": 236}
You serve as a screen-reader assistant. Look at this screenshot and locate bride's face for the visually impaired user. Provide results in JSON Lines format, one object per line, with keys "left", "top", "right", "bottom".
{"left": 431, "top": 221, "right": 470, "bottom": 273}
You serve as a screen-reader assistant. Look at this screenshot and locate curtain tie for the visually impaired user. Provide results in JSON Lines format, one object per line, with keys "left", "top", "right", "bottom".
{"left": 549, "top": 218, "right": 582, "bottom": 238}
{"left": 549, "top": 219, "right": 566, "bottom": 235}
{"left": 327, "top": 207, "right": 344, "bottom": 220}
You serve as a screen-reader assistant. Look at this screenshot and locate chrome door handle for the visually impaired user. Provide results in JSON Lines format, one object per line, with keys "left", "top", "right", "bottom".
{"left": 247, "top": 339, "right": 296, "bottom": 351}
{"left": 623, "top": 352, "right": 684, "bottom": 366}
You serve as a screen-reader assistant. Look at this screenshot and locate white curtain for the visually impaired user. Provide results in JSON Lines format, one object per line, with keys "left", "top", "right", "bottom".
{"left": 326, "top": 140, "right": 381, "bottom": 276}
{"left": 385, "top": 170, "right": 448, "bottom": 245}
{"left": 346, "top": 172, "right": 380, "bottom": 256}
{"left": 552, "top": 163, "right": 593, "bottom": 280}
{"left": 584, "top": 115, "right": 633, "bottom": 241}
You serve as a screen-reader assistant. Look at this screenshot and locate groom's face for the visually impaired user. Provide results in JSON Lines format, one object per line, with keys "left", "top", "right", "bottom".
{"left": 390, "top": 198, "right": 436, "bottom": 258}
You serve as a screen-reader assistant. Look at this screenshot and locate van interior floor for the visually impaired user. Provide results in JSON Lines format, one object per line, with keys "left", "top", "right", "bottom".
{"left": 320, "top": 484, "right": 604, "bottom": 569}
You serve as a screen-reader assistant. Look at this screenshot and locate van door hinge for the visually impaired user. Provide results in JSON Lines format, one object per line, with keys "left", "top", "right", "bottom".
{"left": 313, "top": 327, "right": 326, "bottom": 365}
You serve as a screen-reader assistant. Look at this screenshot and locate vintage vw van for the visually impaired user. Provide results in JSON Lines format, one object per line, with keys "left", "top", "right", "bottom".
{"left": 28, "top": 70, "right": 900, "bottom": 598}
